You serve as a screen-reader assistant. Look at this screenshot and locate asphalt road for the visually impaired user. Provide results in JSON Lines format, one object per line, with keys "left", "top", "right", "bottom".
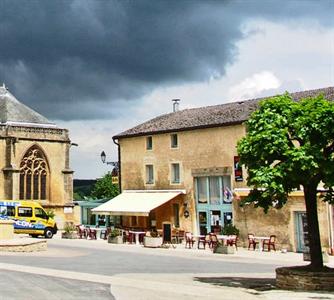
{"left": 0, "top": 242, "right": 280, "bottom": 276}
{"left": 0, "top": 269, "right": 114, "bottom": 300}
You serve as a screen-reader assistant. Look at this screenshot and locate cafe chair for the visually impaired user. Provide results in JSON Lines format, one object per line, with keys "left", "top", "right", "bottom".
{"left": 247, "top": 233, "right": 258, "bottom": 250}
{"left": 86, "top": 227, "right": 97, "bottom": 240}
{"left": 226, "top": 235, "right": 238, "bottom": 250}
{"left": 209, "top": 233, "right": 219, "bottom": 250}
{"left": 185, "top": 232, "right": 195, "bottom": 249}
{"left": 76, "top": 225, "right": 87, "bottom": 239}
{"left": 263, "top": 235, "right": 276, "bottom": 251}
{"left": 198, "top": 234, "right": 211, "bottom": 250}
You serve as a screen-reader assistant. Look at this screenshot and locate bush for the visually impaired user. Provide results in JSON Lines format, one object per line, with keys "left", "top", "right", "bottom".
{"left": 46, "top": 209, "right": 55, "bottom": 219}
{"left": 64, "top": 222, "right": 76, "bottom": 233}
{"left": 222, "top": 224, "right": 239, "bottom": 236}
{"left": 109, "top": 229, "right": 121, "bottom": 238}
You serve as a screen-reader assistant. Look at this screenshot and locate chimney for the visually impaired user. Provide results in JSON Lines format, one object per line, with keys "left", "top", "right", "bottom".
{"left": 172, "top": 99, "right": 180, "bottom": 112}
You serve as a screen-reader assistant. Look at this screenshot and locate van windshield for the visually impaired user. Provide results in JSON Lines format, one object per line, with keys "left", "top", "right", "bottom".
{"left": 35, "top": 207, "right": 48, "bottom": 220}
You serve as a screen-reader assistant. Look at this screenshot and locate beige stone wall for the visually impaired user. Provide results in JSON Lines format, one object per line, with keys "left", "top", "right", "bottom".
{"left": 233, "top": 196, "right": 330, "bottom": 251}
{"left": 0, "top": 125, "right": 75, "bottom": 228}
{"left": 118, "top": 124, "right": 332, "bottom": 251}
{"left": 119, "top": 125, "right": 246, "bottom": 234}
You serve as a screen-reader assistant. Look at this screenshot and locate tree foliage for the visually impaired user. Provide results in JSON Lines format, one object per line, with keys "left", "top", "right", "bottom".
{"left": 91, "top": 173, "right": 119, "bottom": 199}
{"left": 237, "top": 93, "right": 334, "bottom": 269}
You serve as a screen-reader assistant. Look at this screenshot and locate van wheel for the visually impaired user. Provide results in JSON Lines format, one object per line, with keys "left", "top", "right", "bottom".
{"left": 44, "top": 228, "right": 53, "bottom": 239}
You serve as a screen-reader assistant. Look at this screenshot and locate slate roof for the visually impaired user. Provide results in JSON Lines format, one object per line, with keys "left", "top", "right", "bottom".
{"left": 114, "top": 87, "right": 334, "bottom": 139}
{"left": 0, "top": 85, "right": 55, "bottom": 126}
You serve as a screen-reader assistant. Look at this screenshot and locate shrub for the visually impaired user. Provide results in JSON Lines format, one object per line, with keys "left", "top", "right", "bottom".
{"left": 222, "top": 224, "right": 239, "bottom": 236}
{"left": 109, "top": 229, "right": 121, "bottom": 238}
{"left": 63, "top": 222, "right": 76, "bottom": 233}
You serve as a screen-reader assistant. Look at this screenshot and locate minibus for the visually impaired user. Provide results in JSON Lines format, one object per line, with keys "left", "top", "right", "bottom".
{"left": 0, "top": 200, "right": 57, "bottom": 238}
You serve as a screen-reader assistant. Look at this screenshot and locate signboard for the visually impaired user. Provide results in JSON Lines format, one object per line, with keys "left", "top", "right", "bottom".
{"left": 64, "top": 207, "right": 73, "bottom": 214}
{"left": 234, "top": 156, "right": 243, "bottom": 182}
{"left": 112, "top": 176, "right": 119, "bottom": 185}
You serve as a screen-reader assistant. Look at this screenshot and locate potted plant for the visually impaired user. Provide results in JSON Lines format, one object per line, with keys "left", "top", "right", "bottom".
{"left": 143, "top": 230, "right": 163, "bottom": 248}
{"left": 61, "top": 222, "right": 77, "bottom": 239}
{"left": 214, "top": 224, "right": 239, "bottom": 254}
{"left": 108, "top": 229, "right": 123, "bottom": 244}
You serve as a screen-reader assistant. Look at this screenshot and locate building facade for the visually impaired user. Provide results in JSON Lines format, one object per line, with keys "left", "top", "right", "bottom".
{"left": 0, "top": 85, "right": 76, "bottom": 227}
{"left": 112, "top": 87, "right": 334, "bottom": 253}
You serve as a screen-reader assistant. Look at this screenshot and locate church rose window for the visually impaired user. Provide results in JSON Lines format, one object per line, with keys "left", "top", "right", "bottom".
{"left": 19, "top": 147, "right": 49, "bottom": 201}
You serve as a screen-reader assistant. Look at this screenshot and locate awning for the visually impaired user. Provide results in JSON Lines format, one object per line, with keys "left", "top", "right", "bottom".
{"left": 91, "top": 190, "right": 185, "bottom": 216}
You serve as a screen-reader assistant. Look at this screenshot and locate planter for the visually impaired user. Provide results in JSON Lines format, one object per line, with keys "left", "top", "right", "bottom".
{"left": 213, "top": 244, "right": 235, "bottom": 254}
{"left": 143, "top": 236, "right": 163, "bottom": 248}
{"left": 61, "top": 232, "right": 77, "bottom": 239}
{"left": 108, "top": 236, "right": 123, "bottom": 244}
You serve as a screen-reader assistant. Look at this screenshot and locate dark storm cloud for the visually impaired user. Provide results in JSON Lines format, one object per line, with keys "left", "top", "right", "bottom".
{"left": 0, "top": 0, "right": 332, "bottom": 120}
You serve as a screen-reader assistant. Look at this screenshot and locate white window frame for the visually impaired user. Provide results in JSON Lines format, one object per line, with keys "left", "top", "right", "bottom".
{"left": 170, "top": 133, "right": 178, "bottom": 149}
{"left": 145, "top": 164, "right": 154, "bottom": 184}
{"left": 171, "top": 163, "right": 181, "bottom": 184}
{"left": 146, "top": 136, "right": 153, "bottom": 150}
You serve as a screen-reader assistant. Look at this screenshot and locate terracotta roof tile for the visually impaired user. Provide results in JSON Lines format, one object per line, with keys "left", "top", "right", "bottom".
{"left": 114, "top": 86, "right": 334, "bottom": 139}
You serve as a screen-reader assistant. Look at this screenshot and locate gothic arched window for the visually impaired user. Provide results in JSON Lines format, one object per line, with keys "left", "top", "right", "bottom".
{"left": 19, "top": 146, "right": 49, "bottom": 200}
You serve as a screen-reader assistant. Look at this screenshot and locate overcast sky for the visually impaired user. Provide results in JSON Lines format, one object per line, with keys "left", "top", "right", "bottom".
{"left": 0, "top": 0, "right": 333, "bottom": 179}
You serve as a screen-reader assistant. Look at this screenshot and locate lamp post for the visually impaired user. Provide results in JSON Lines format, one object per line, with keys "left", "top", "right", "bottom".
{"left": 100, "top": 150, "right": 119, "bottom": 177}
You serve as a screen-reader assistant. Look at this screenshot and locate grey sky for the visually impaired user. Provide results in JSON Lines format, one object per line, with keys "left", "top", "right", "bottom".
{"left": 0, "top": 0, "right": 333, "bottom": 178}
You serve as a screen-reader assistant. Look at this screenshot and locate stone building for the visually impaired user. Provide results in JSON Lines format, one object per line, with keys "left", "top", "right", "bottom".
{"left": 0, "top": 85, "right": 76, "bottom": 227}
{"left": 98, "top": 87, "right": 334, "bottom": 253}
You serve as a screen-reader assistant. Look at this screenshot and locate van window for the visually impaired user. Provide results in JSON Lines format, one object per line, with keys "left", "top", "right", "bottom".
{"left": 0, "top": 206, "right": 14, "bottom": 216}
{"left": 18, "top": 207, "right": 33, "bottom": 217}
{"left": 35, "top": 207, "right": 48, "bottom": 220}
{"left": 7, "top": 206, "right": 15, "bottom": 216}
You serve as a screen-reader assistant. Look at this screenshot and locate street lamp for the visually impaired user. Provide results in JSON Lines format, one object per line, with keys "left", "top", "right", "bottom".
{"left": 100, "top": 151, "right": 119, "bottom": 172}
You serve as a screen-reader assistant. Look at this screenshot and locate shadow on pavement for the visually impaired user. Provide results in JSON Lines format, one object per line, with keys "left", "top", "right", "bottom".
{"left": 194, "top": 276, "right": 276, "bottom": 291}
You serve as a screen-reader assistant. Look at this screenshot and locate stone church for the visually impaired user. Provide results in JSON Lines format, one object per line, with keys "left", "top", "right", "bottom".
{"left": 0, "top": 84, "right": 75, "bottom": 227}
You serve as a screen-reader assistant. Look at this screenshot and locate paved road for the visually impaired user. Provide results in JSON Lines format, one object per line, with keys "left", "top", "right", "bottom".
{"left": 0, "top": 269, "right": 114, "bottom": 300}
{"left": 0, "top": 238, "right": 333, "bottom": 300}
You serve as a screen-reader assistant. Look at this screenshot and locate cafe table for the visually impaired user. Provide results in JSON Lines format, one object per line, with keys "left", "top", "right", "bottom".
{"left": 253, "top": 236, "right": 270, "bottom": 251}
{"left": 217, "top": 235, "right": 235, "bottom": 245}
{"left": 129, "top": 230, "right": 146, "bottom": 245}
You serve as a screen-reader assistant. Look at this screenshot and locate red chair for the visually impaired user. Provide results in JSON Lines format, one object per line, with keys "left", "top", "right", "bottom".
{"left": 185, "top": 232, "right": 195, "bottom": 249}
{"left": 226, "top": 235, "right": 238, "bottom": 250}
{"left": 198, "top": 234, "right": 211, "bottom": 249}
{"left": 248, "top": 233, "right": 258, "bottom": 250}
{"left": 209, "top": 233, "right": 219, "bottom": 250}
{"left": 86, "top": 227, "right": 97, "bottom": 240}
{"left": 263, "top": 235, "right": 276, "bottom": 251}
{"left": 124, "top": 231, "right": 135, "bottom": 244}
{"left": 76, "top": 225, "right": 87, "bottom": 239}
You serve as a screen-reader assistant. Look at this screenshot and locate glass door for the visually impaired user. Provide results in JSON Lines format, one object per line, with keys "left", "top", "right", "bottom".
{"left": 198, "top": 211, "right": 208, "bottom": 235}
{"left": 295, "top": 212, "right": 309, "bottom": 252}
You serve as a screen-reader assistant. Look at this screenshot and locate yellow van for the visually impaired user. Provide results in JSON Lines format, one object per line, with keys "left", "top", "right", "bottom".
{"left": 0, "top": 200, "right": 57, "bottom": 238}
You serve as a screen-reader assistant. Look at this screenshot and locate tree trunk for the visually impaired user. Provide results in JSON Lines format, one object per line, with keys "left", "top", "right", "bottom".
{"left": 303, "top": 184, "right": 323, "bottom": 269}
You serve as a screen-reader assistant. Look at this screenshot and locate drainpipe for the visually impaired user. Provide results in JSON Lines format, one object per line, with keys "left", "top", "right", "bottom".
{"left": 112, "top": 137, "right": 121, "bottom": 193}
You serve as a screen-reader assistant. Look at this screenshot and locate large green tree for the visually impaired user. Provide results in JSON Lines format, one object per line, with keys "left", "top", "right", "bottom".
{"left": 91, "top": 173, "right": 119, "bottom": 199}
{"left": 237, "top": 93, "right": 334, "bottom": 270}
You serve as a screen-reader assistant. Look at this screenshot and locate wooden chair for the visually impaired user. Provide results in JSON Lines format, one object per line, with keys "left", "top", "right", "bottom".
{"left": 263, "top": 235, "right": 276, "bottom": 251}
{"left": 209, "top": 233, "right": 219, "bottom": 250}
{"left": 247, "top": 233, "right": 258, "bottom": 250}
{"left": 226, "top": 235, "right": 238, "bottom": 250}
{"left": 185, "top": 232, "right": 195, "bottom": 249}
{"left": 198, "top": 234, "right": 211, "bottom": 249}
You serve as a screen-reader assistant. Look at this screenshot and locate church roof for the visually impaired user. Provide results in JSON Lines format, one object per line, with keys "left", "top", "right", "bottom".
{"left": 114, "top": 86, "right": 334, "bottom": 139}
{"left": 0, "top": 85, "right": 55, "bottom": 127}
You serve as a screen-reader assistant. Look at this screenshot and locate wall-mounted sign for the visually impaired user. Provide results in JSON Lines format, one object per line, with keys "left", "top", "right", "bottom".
{"left": 64, "top": 207, "right": 73, "bottom": 214}
{"left": 234, "top": 156, "right": 243, "bottom": 182}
